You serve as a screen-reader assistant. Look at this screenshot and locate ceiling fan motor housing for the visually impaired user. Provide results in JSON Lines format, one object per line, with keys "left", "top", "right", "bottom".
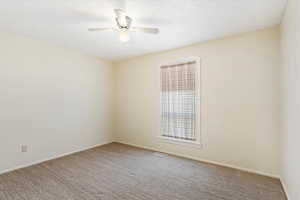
{"left": 116, "top": 16, "right": 132, "bottom": 30}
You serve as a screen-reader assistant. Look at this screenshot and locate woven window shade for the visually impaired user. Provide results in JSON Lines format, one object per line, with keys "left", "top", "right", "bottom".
{"left": 160, "top": 61, "right": 197, "bottom": 141}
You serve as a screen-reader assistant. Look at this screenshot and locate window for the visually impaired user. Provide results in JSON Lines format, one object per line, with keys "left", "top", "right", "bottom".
{"left": 160, "top": 59, "right": 200, "bottom": 144}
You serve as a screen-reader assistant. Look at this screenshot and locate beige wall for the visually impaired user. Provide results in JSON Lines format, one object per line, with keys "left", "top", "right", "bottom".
{"left": 0, "top": 27, "right": 282, "bottom": 179}
{"left": 280, "top": 0, "right": 300, "bottom": 199}
{"left": 0, "top": 32, "right": 114, "bottom": 173}
{"left": 114, "top": 27, "right": 281, "bottom": 177}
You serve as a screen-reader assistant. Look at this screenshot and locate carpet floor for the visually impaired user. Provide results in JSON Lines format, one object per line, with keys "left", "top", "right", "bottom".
{"left": 0, "top": 142, "right": 286, "bottom": 200}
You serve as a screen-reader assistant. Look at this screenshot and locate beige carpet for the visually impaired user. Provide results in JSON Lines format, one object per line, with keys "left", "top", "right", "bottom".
{"left": 0, "top": 143, "right": 286, "bottom": 200}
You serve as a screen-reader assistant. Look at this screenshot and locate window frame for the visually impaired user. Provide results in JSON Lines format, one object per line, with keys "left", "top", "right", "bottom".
{"left": 158, "top": 57, "right": 202, "bottom": 148}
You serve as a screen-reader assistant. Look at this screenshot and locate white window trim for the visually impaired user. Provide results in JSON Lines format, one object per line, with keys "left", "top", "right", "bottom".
{"left": 158, "top": 56, "right": 202, "bottom": 148}
{"left": 158, "top": 136, "right": 202, "bottom": 149}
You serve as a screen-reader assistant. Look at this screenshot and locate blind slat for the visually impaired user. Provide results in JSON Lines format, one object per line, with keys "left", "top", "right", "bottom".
{"left": 160, "top": 61, "right": 197, "bottom": 141}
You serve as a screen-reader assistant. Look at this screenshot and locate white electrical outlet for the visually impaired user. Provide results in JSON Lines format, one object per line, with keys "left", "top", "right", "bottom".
{"left": 21, "top": 145, "right": 28, "bottom": 153}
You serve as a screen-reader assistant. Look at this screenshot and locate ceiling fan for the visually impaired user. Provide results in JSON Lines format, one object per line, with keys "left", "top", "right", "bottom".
{"left": 88, "top": 9, "right": 159, "bottom": 42}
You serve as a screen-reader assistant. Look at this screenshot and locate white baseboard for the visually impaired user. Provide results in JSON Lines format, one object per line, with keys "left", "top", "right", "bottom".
{"left": 280, "top": 178, "right": 290, "bottom": 200}
{"left": 0, "top": 140, "right": 113, "bottom": 175}
{"left": 116, "top": 140, "right": 280, "bottom": 179}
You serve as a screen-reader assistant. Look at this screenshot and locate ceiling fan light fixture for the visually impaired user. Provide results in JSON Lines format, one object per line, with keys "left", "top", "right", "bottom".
{"left": 119, "top": 29, "right": 130, "bottom": 42}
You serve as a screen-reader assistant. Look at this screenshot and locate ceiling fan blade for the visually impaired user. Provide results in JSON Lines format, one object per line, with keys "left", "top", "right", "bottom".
{"left": 88, "top": 28, "right": 113, "bottom": 31}
{"left": 131, "top": 27, "right": 159, "bottom": 34}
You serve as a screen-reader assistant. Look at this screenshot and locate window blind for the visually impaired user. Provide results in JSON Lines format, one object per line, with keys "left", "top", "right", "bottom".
{"left": 160, "top": 60, "right": 198, "bottom": 141}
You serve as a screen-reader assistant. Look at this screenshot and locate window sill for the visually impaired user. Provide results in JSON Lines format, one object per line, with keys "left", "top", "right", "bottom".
{"left": 158, "top": 136, "right": 203, "bottom": 149}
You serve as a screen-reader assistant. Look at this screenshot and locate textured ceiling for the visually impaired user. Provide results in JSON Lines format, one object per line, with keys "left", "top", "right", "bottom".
{"left": 0, "top": 0, "right": 287, "bottom": 61}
